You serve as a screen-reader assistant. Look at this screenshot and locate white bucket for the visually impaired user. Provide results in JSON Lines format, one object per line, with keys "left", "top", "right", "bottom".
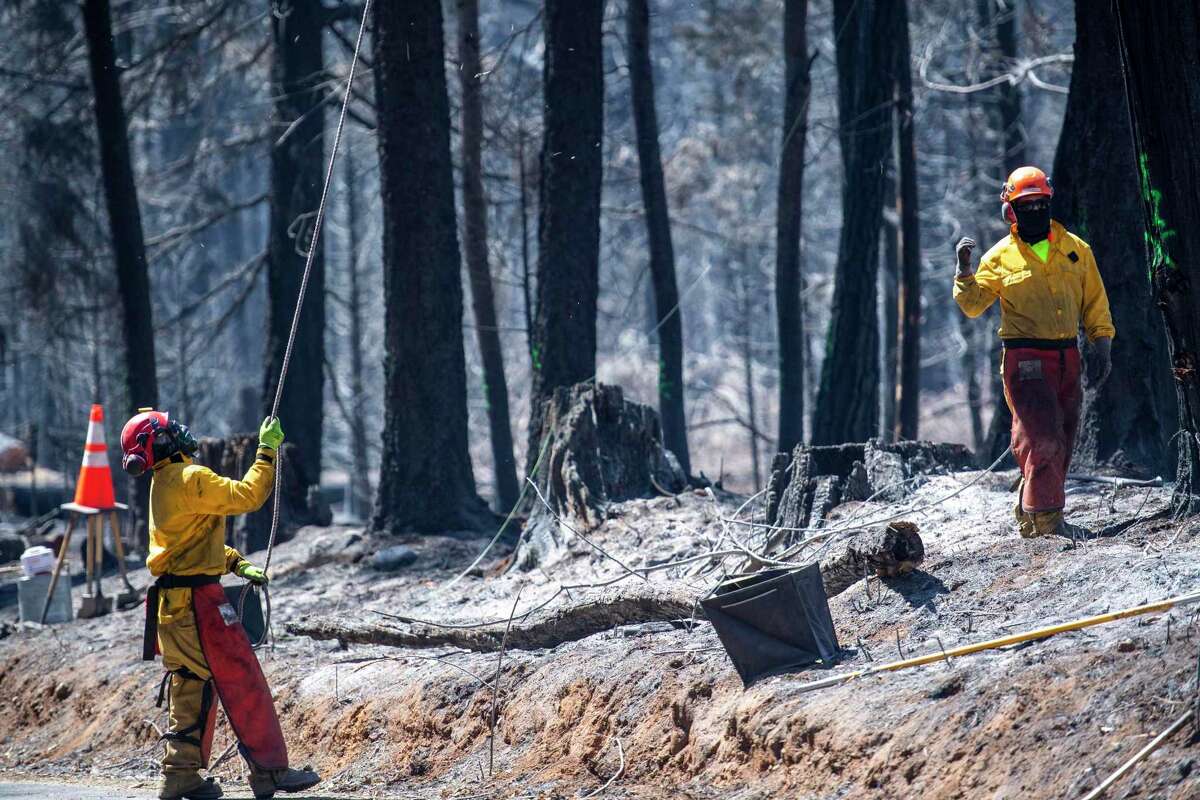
{"left": 20, "top": 546, "right": 56, "bottom": 577}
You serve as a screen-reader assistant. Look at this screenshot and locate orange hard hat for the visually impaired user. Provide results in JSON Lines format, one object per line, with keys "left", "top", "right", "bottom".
{"left": 1000, "top": 166, "right": 1053, "bottom": 203}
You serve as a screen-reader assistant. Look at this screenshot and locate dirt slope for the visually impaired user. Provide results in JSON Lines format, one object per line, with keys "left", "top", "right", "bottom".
{"left": 2, "top": 471, "right": 1199, "bottom": 799}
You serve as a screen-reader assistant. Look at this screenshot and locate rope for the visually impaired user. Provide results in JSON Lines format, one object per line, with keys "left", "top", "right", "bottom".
{"left": 240, "top": 0, "right": 372, "bottom": 648}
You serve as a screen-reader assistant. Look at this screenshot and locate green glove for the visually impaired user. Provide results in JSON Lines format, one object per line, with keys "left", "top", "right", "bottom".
{"left": 235, "top": 560, "right": 269, "bottom": 585}
{"left": 259, "top": 416, "right": 284, "bottom": 450}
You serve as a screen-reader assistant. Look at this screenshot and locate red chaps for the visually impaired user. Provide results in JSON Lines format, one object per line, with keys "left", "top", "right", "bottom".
{"left": 1002, "top": 344, "right": 1082, "bottom": 513}
{"left": 146, "top": 581, "right": 289, "bottom": 771}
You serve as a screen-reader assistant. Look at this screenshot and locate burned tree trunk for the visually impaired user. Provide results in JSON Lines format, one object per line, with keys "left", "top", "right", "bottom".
{"left": 457, "top": 0, "right": 521, "bottom": 512}
{"left": 627, "top": 0, "right": 691, "bottom": 478}
{"left": 981, "top": 0, "right": 1026, "bottom": 464}
{"left": 528, "top": 0, "right": 605, "bottom": 466}
{"left": 342, "top": 150, "right": 373, "bottom": 518}
{"left": 893, "top": 0, "right": 921, "bottom": 442}
{"left": 81, "top": 0, "right": 158, "bottom": 536}
{"left": 775, "top": 0, "right": 811, "bottom": 455}
{"left": 515, "top": 383, "right": 685, "bottom": 570}
{"left": 265, "top": 0, "right": 326, "bottom": 482}
{"left": 1114, "top": 2, "right": 1200, "bottom": 511}
{"left": 1053, "top": 4, "right": 1174, "bottom": 478}
{"left": 812, "top": 0, "right": 896, "bottom": 445}
{"left": 372, "top": 0, "right": 492, "bottom": 532}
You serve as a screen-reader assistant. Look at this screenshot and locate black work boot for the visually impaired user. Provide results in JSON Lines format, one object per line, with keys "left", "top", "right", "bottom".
{"left": 158, "top": 774, "right": 222, "bottom": 800}
{"left": 247, "top": 765, "right": 322, "bottom": 798}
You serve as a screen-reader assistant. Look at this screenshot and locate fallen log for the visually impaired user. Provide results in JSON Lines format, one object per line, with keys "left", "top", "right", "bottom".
{"left": 288, "top": 524, "right": 923, "bottom": 653}
{"left": 286, "top": 588, "right": 698, "bottom": 652}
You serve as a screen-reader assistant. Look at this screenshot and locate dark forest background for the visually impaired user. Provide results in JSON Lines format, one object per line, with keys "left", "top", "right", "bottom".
{"left": 0, "top": 0, "right": 1189, "bottom": 532}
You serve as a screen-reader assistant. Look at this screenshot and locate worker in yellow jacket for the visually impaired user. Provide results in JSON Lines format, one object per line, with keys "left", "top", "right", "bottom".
{"left": 953, "top": 166, "right": 1115, "bottom": 539}
{"left": 120, "top": 411, "right": 320, "bottom": 800}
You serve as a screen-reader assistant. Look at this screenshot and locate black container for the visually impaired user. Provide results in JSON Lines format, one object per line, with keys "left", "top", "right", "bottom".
{"left": 701, "top": 563, "right": 839, "bottom": 686}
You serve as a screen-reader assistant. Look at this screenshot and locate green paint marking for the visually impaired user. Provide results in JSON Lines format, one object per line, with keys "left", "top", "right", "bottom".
{"left": 530, "top": 344, "right": 543, "bottom": 373}
{"left": 1138, "top": 152, "right": 1178, "bottom": 279}
{"left": 658, "top": 357, "right": 673, "bottom": 399}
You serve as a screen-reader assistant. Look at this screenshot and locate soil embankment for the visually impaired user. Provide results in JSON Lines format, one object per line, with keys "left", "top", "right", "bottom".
{"left": 2, "top": 473, "right": 1199, "bottom": 799}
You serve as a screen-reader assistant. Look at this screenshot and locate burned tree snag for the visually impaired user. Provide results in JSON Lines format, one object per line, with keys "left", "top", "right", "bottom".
{"left": 1114, "top": 2, "right": 1200, "bottom": 512}
{"left": 893, "top": 0, "right": 921, "bottom": 442}
{"left": 265, "top": 0, "right": 326, "bottom": 482}
{"left": 1054, "top": 4, "right": 1174, "bottom": 478}
{"left": 515, "top": 383, "right": 686, "bottom": 570}
{"left": 812, "top": 0, "right": 897, "bottom": 445}
{"left": 775, "top": 0, "right": 811, "bottom": 455}
{"left": 528, "top": 0, "right": 605, "bottom": 466}
{"left": 457, "top": 0, "right": 521, "bottom": 512}
{"left": 81, "top": 0, "right": 158, "bottom": 536}
{"left": 627, "top": 0, "right": 691, "bottom": 478}
{"left": 371, "top": 0, "right": 492, "bottom": 533}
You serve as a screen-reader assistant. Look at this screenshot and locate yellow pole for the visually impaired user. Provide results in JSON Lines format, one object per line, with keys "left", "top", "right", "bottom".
{"left": 796, "top": 590, "right": 1200, "bottom": 694}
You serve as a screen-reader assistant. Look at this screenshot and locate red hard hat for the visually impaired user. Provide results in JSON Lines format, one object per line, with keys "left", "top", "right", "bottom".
{"left": 1000, "top": 166, "right": 1053, "bottom": 203}
{"left": 120, "top": 408, "right": 170, "bottom": 476}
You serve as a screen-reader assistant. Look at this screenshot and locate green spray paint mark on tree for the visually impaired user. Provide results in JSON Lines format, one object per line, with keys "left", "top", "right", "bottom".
{"left": 657, "top": 357, "right": 673, "bottom": 400}
{"left": 1138, "top": 152, "right": 1178, "bottom": 279}
{"left": 530, "top": 343, "right": 543, "bottom": 373}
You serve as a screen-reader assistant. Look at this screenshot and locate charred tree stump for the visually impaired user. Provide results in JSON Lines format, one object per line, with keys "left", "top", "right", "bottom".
{"left": 515, "top": 383, "right": 686, "bottom": 570}
{"left": 764, "top": 439, "right": 970, "bottom": 553}
{"left": 196, "top": 435, "right": 329, "bottom": 554}
{"left": 817, "top": 521, "right": 924, "bottom": 597}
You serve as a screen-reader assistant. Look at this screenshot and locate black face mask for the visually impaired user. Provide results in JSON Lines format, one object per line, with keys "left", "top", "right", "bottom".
{"left": 1013, "top": 200, "right": 1051, "bottom": 244}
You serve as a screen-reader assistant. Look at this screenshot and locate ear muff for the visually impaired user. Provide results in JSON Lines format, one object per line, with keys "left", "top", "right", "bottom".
{"left": 1002, "top": 201, "right": 1016, "bottom": 224}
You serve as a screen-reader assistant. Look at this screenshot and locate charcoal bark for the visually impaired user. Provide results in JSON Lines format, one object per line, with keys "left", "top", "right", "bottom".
{"left": 1114, "top": 1, "right": 1200, "bottom": 511}
{"left": 627, "top": 0, "right": 691, "bottom": 478}
{"left": 457, "top": 0, "right": 520, "bottom": 512}
{"left": 775, "top": 0, "right": 811, "bottom": 455}
{"left": 265, "top": 0, "right": 326, "bottom": 482}
{"left": 514, "top": 383, "right": 685, "bottom": 570}
{"left": 812, "top": 0, "right": 897, "bottom": 444}
{"left": 1054, "top": 4, "right": 1174, "bottom": 478}
{"left": 371, "top": 0, "right": 492, "bottom": 533}
{"left": 528, "top": 0, "right": 605, "bottom": 466}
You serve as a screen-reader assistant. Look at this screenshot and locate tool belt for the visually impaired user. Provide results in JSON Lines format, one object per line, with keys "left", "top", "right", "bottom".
{"left": 142, "top": 573, "right": 221, "bottom": 662}
{"left": 1002, "top": 337, "right": 1077, "bottom": 351}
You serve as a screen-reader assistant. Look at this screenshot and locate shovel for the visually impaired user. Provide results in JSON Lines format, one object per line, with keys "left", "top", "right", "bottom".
{"left": 77, "top": 514, "right": 109, "bottom": 619}
{"left": 107, "top": 507, "right": 141, "bottom": 611}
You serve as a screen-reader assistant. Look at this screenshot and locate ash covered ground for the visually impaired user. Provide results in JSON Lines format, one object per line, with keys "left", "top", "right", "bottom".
{"left": 2, "top": 469, "right": 1200, "bottom": 799}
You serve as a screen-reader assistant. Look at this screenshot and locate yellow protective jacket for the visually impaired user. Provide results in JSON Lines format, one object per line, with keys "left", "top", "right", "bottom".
{"left": 953, "top": 221, "right": 1116, "bottom": 343}
{"left": 147, "top": 448, "right": 275, "bottom": 626}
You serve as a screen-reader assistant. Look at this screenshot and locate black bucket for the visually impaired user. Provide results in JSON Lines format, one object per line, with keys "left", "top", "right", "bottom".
{"left": 701, "top": 563, "right": 839, "bottom": 686}
{"left": 225, "top": 584, "right": 265, "bottom": 645}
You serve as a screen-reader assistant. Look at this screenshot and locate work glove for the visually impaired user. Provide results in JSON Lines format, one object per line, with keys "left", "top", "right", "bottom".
{"left": 955, "top": 237, "right": 976, "bottom": 277}
{"left": 235, "top": 560, "right": 269, "bottom": 585}
{"left": 259, "top": 416, "right": 284, "bottom": 451}
{"left": 1088, "top": 337, "right": 1112, "bottom": 386}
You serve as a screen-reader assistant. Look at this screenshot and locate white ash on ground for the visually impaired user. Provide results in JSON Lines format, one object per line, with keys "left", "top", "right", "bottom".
{"left": 1, "top": 472, "right": 1199, "bottom": 799}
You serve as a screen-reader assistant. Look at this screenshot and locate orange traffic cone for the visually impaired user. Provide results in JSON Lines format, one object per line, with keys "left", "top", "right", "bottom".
{"left": 73, "top": 403, "right": 116, "bottom": 510}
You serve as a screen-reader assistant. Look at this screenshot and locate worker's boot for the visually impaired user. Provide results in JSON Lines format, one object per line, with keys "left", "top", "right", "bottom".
{"left": 1014, "top": 478, "right": 1037, "bottom": 538}
{"left": 158, "top": 774, "right": 222, "bottom": 800}
{"left": 1029, "top": 510, "right": 1088, "bottom": 545}
{"left": 247, "top": 765, "right": 322, "bottom": 798}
